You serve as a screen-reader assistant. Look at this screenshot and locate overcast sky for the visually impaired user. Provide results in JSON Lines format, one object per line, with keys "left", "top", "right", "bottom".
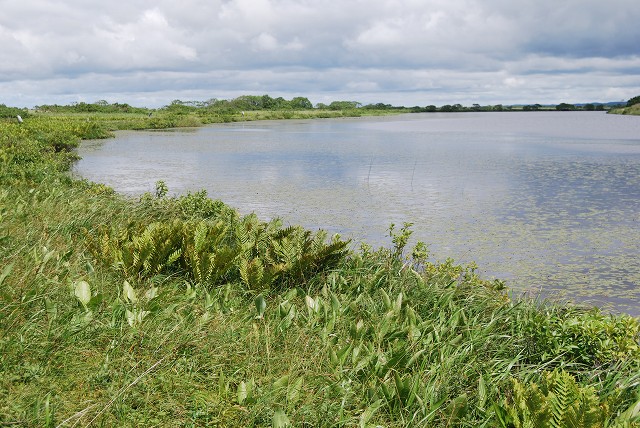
{"left": 2, "top": 0, "right": 639, "bottom": 108}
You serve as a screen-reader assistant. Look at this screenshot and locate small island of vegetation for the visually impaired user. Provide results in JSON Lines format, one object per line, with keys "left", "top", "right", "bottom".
{"left": 1, "top": 96, "right": 640, "bottom": 426}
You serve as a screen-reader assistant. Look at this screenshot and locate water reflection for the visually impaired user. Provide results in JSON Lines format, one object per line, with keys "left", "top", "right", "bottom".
{"left": 75, "top": 112, "right": 640, "bottom": 315}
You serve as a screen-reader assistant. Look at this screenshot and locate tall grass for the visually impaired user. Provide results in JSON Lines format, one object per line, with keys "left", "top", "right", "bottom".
{"left": 1, "top": 114, "right": 640, "bottom": 426}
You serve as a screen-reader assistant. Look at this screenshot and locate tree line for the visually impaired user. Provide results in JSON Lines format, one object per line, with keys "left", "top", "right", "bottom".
{"left": 4, "top": 94, "right": 638, "bottom": 117}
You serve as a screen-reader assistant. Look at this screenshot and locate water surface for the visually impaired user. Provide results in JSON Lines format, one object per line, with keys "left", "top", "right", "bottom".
{"left": 75, "top": 112, "right": 640, "bottom": 314}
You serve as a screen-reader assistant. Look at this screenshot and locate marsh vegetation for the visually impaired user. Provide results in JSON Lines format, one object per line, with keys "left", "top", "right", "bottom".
{"left": 76, "top": 111, "right": 640, "bottom": 315}
{"left": 1, "top": 105, "right": 640, "bottom": 426}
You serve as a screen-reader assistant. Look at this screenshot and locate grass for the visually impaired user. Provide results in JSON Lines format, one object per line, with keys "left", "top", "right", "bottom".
{"left": 1, "top": 112, "right": 640, "bottom": 426}
{"left": 608, "top": 104, "right": 640, "bottom": 115}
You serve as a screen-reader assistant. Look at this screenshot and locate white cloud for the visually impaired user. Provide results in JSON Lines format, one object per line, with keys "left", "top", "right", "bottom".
{"left": 252, "top": 33, "right": 279, "bottom": 51}
{"left": 91, "top": 8, "right": 198, "bottom": 68}
{"left": 1, "top": 0, "right": 639, "bottom": 107}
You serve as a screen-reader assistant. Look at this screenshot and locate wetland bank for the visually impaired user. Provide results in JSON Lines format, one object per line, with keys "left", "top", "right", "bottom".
{"left": 3, "top": 105, "right": 640, "bottom": 426}
{"left": 76, "top": 111, "right": 640, "bottom": 315}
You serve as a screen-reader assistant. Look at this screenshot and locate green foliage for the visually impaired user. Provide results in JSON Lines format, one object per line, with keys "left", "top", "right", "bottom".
{"left": 627, "top": 95, "right": 640, "bottom": 107}
{"left": 515, "top": 304, "right": 640, "bottom": 367}
{"left": 35, "top": 100, "right": 149, "bottom": 114}
{"left": 233, "top": 216, "right": 349, "bottom": 290}
{"left": 4, "top": 110, "right": 640, "bottom": 427}
{"left": 316, "top": 100, "right": 362, "bottom": 110}
{"left": 182, "top": 220, "right": 237, "bottom": 285}
{"left": 88, "top": 193, "right": 349, "bottom": 290}
{"left": 290, "top": 96, "right": 313, "bottom": 109}
{"left": 556, "top": 103, "right": 577, "bottom": 111}
{"left": 154, "top": 180, "right": 168, "bottom": 198}
{"left": 175, "top": 189, "right": 227, "bottom": 219}
{"left": 0, "top": 103, "right": 29, "bottom": 119}
{"left": 389, "top": 222, "right": 414, "bottom": 259}
{"left": 87, "top": 220, "right": 184, "bottom": 279}
{"left": 497, "top": 370, "right": 607, "bottom": 428}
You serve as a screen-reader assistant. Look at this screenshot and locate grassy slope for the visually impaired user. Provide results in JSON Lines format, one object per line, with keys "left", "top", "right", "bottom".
{"left": 1, "top": 112, "right": 640, "bottom": 427}
{"left": 608, "top": 104, "right": 640, "bottom": 115}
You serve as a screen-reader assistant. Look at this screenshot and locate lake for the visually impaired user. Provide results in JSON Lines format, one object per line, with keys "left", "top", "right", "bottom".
{"left": 75, "top": 112, "right": 640, "bottom": 315}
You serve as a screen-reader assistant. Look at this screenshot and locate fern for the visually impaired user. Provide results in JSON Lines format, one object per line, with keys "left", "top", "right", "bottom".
{"left": 239, "top": 257, "right": 275, "bottom": 290}
{"left": 182, "top": 220, "right": 238, "bottom": 285}
{"left": 549, "top": 371, "right": 572, "bottom": 428}
{"left": 502, "top": 370, "right": 607, "bottom": 428}
{"left": 86, "top": 201, "right": 349, "bottom": 291}
{"left": 86, "top": 220, "right": 184, "bottom": 279}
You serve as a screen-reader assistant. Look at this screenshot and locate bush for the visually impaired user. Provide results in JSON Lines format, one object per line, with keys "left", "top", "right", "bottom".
{"left": 627, "top": 95, "right": 640, "bottom": 107}
{"left": 0, "top": 104, "right": 28, "bottom": 119}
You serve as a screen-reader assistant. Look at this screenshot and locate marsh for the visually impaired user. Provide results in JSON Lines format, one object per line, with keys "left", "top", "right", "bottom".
{"left": 76, "top": 111, "right": 640, "bottom": 314}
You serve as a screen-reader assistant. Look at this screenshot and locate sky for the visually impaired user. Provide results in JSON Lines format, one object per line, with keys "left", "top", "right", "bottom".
{"left": 1, "top": 0, "right": 639, "bottom": 108}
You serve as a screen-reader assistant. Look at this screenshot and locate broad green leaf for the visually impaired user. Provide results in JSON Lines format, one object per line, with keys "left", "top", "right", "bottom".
{"left": 380, "top": 289, "right": 392, "bottom": 310}
{"left": 74, "top": 280, "right": 91, "bottom": 306}
{"left": 255, "top": 294, "right": 266, "bottom": 318}
{"left": 272, "top": 374, "right": 289, "bottom": 390}
{"left": 330, "top": 293, "right": 340, "bottom": 313}
{"left": 478, "top": 375, "right": 487, "bottom": 410}
{"left": 305, "top": 295, "right": 318, "bottom": 312}
{"left": 144, "top": 286, "right": 158, "bottom": 301}
{"left": 237, "top": 381, "right": 247, "bottom": 405}
{"left": 0, "top": 262, "right": 13, "bottom": 287}
{"left": 406, "top": 349, "right": 425, "bottom": 368}
{"left": 87, "top": 293, "right": 104, "bottom": 310}
{"left": 126, "top": 309, "right": 135, "bottom": 327}
{"left": 444, "top": 393, "right": 468, "bottom": 425}
{"left": 122, "top": 280, "right": 137, "bottom": 304}
{"left": 272, "top": 409, "right": 291, "bottom": 428}
{"left": 394, "top": 292, "right": 403, "bottom": 314}
{"left": 618, "top": 397, "right": 640, "bottom": 422}
{"left": 44, "top": 297, "right": 57, "bottom": 321}
{"left": 284, "top": 288, "right": 297, "bottom": 300}
{"left": 287, "top": 376, "right": 303, "bottom": 404}
{"left": 359, "top": 399, "right": 383, "bottom": 428}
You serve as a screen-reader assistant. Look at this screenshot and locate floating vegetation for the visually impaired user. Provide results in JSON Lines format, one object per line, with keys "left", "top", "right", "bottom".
{"left": 76, "top": 112, "right": 640, "bottom": 315}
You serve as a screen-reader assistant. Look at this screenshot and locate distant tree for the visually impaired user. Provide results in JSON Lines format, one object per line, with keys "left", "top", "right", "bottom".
{"left": 260, "top": 94, "right": 276, "bottom": 109}
{"left": 440, "top": 104, "right": 453, "bottom": 112}
{"left": 0, "top": 103, "right": 29, "bottom": 119}
{"left": 272, "top": 97, "right": 290, "bottom": 109}
{"left": 583, "top": 103, "right": 595, "bottom": 111}
{"left": 328, "top": 101, "right": 361, "bottom": 110}
{"left": 425, "top": 105, "right": 437, "bottom": 112}
{"left": 493, "top": 104, "right": 504, "bottom": 111}
{"left": 228, "top": 95, "right": 261, "bottom": 110}
{"left": 595, "top": 104, "right": 605, "bottom": 111}
{"left": 163, "top": 99, "right": 198, "bottom": 114}
{"left": 290, "top": 97, "right": 313, "bottom": 109}
{"left": 556, "top": 102, "right": 576, "bottom": 111}
{"left": 363, "top": 103, "right": 393, "bottom": 110}
{"left": 627, "top": 95, "right": 640, "bottom": 107}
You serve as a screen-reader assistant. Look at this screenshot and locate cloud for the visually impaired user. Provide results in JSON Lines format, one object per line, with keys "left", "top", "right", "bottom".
{"left": 1, "top": 0, "right": 639, "bottom": 107}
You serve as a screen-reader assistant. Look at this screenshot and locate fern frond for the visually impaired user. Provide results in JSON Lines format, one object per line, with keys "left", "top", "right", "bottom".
{"left": 505, "top": 371, "right": 606, "bottom": 428}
